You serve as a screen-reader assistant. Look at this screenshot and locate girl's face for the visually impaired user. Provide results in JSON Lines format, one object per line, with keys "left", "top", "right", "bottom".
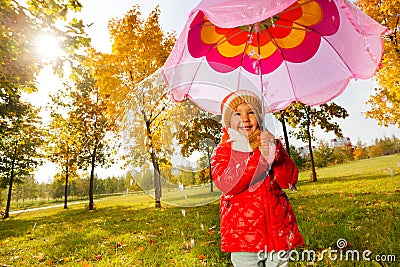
{"left": 230, "top": 103, "right": 259, "bottom": 136}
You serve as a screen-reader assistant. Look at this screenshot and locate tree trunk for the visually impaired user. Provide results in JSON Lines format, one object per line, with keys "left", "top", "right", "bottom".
{"left": 280, "top": 113, "right": 290, "bottom": 155}
{"left": 307, "top": 134, "right": 317, "bottom": 182}
{"left": 150, "top": 148, "right": 162, "bottom": 208}
{"left": 64, "top": 163, "right": 69, "bottom": 209}
{"left": 306, "top": 107, "right": 317, "bottom": 182}
{"left": 206, "top": 143, "right": 213, "bottom": 192}
{"left": 88, "top": 149, "right": 96, "bottom": 210}
{"left": 3, "top": 160, "right": 15, "bottom": 219}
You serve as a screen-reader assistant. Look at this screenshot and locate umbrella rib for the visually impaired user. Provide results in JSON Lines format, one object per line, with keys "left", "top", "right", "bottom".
{"left": 269, "top": 23, "right": 312, "bottom": 32}
{"left": 238, "top": 25, "right": 256, "bottom": 91}
{"left": 259, "top": 28, "right": 299, "bottom": 101}
{"left": 256, "top": 30, "right": 268, "bottom": 128}
{"left": 238, "top": 37, "right": 251, "bottom": 91}
{"left": 204, "top": 26, "right": 252, "bottom": 91}
{"left": 186, "top": 25, "right": 249, "bottom": 98}
{"left": 272, "top": 19, "right": 355, "bottom": 76}
{"left": 260, "top": 18, "right": 354, "bottom": 97}
{"left": 217, "top": 29, "right": 246, "bottom": 47}
{"left": 198, "top": 22, "right": 248, "bottom": 48}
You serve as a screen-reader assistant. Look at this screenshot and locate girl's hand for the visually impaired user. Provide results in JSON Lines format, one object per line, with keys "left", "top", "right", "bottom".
{"left": 258, "top": 130, "right": 276, "bottom": 163}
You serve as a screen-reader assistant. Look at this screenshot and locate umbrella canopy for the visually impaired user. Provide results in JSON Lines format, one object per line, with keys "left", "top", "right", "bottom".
{"left": 162, "top": 0, "right": 387, "bottom": 114}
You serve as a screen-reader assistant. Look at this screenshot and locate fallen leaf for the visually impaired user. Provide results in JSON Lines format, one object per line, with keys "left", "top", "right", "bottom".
{"left": 197, "top": 254, "right": 207, "bottom": 260}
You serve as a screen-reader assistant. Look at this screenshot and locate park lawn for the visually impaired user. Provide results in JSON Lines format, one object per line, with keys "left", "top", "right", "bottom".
{"left": 0, "top": 155, "right": 399, "bottom": 266}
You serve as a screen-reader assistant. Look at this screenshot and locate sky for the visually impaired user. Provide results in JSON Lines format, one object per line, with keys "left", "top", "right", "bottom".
{"left": 32, "top": 0, "right": 399, "bottom": 182}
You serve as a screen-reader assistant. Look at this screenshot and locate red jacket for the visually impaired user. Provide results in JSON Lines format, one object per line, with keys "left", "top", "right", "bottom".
{"left": 211, "top": 136, "right": 304, "bottom": 253}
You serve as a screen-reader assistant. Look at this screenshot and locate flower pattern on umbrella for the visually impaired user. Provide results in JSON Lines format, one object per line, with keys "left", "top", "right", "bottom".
{"left": 188, "top": 0, "right": 340, "bottom": 75}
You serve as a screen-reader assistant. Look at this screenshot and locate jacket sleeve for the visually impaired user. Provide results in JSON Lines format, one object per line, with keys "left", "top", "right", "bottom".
{"left": 211, "top": 145, "right": 269, "bottom": 195}
{"left": 270, "top": 140, "right": 299, "bottom": 189}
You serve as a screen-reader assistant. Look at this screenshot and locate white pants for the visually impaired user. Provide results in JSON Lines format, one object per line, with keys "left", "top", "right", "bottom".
{"left": 231, "top": 252, "right": 289, "bottom": 267}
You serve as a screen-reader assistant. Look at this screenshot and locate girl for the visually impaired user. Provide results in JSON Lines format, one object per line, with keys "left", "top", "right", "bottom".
{"left": 211, "top": 90, "right": 304, "bottom": 267}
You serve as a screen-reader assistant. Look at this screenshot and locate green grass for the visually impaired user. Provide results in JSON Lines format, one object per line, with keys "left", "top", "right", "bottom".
{"left": 0, "top": 155, "right": 399, "bottom": 266}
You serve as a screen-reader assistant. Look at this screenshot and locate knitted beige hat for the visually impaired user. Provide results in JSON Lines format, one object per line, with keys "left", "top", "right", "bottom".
{"left": 220, "top": 90, "right": 263, "bottom": 127}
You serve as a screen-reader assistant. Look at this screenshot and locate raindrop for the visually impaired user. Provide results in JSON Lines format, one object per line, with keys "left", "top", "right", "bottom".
{"left": 388, "top": 168, "right": 394, "bottom": 177}
{"left": 181, "top": 209, "right": 186, "bottom": 217}
{"left": 287, "top": 232, "right": 294, "bottom": 247}
{"left": 279, "top": 230, "right": 284, "bottom": 237}
{"left": 332, "top": 15, "right": 335, "bottom": 22}
{"left": 249, "top": 49, "right": 256, "bottom": 57}
{"left": 200, "top": 224, "right": 204, "bottom": 230}
{"left": 262, "top": 80, "right": 269, "bottom": 89}
{"left": 252, "top": 61, "right": 257, "bottom": 69}
{"left": 247, "top": 34, "right": 253, "bottom": 44}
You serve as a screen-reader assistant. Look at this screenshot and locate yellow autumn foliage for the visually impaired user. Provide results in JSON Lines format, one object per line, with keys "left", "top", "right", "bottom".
{"left": 356, "top": 0, "right": 400, "bottom": 127}
{"left": 85, "top": 6, "right": 175, "bottom": 123}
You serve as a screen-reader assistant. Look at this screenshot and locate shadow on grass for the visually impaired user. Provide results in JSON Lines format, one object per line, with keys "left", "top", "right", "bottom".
{"left": 0, "top": 199, "right": 228, "bottom": 266}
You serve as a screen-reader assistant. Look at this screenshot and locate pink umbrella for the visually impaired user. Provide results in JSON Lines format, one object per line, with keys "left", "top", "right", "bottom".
{"left": 162, "top": 0, "right": 387, "bottom": 114}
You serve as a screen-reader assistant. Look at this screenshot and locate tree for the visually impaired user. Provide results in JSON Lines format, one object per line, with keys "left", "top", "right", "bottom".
{"left": 90, "top": 6, "right": 175, "bottom": 121}
{"left": 353, "top": 146, "right": 368, "bottom": 160}
{"left": 46, "top": 112, "right": 79, "bottom": 209}
{"left": 285, "top": 102, "right": 349, "bottom": 181}
{"left": 176, "top": 103, "right": 222, "bottom": 192}
{"left": 14, "top": 174, "right": 38, "bottom": 207}
{"left": 368, "top": 135, "right": 400, "bottom": 157}
{"left": 90, "top": 6, "right": 175, "bottom": 208}
{"left": 121, "top": 75, "right": 174, "bottom": 208}
{"left": 68, "top": 66, "right": 115, "bottom": 210}
{"left": 0, "top": 0, "right": 40, "bottom": 97}
{"left": 0, "top": 99, "right": 43, "bottom": 219}
{"left": 288, "top": 146, "right": 307, "bottom": 170}
{"left": 356, "top": 0, "right": 400, "bottom": 128}
{"left": 51, "top": 174, "right": 66, "bottom": 199}
{"left": 313, "top": 140, "right": 334, "bottom": 168}
{"left": 274, "top": 110, "right": 291, "bottom": 154}
{"left": 332, "top": 145, "right": 354, "bottom": 164}
{"left": 0, "top": 0, "right": 89, "bottom": 107}
{"left": 1, "top": 0, "right": 90, "bottom": 213}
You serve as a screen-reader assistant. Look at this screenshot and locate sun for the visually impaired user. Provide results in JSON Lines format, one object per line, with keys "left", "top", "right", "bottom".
{"left": 34, "top": 33, "right": 63, "bottom": 60}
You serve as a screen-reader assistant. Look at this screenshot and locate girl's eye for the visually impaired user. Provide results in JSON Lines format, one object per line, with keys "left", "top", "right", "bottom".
{"left": 234, "top": 112, "right": 241, "bottom": 116}
{"left": 249, "top": 111, "right": 255, "bottom": 114}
